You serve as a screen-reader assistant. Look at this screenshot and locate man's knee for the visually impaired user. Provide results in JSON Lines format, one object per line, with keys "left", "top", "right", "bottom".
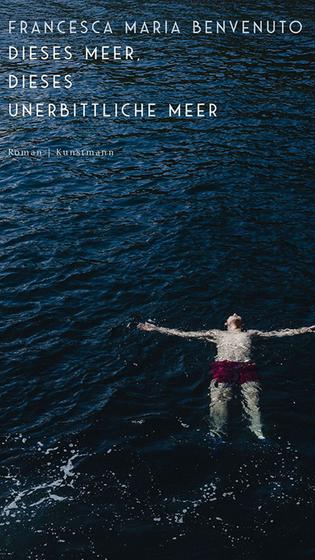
{"left": 241, "top": 382, "right": 261, "bottom": 405}
{"left": 211, "top": 381, "right": 232, "bottom": 401}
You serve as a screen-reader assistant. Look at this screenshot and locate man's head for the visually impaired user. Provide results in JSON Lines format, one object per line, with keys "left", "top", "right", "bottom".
{"left": 225, "top": 313, "right": 243, "bottom": 331}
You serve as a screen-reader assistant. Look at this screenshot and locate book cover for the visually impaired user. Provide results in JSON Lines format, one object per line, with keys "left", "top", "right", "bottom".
{"left": 1, "top": 3, "right": 314, "bottom": 559}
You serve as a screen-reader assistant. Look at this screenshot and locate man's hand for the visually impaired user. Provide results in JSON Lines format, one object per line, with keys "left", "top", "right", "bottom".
{"left": 309, "top": 325, "right": 315, "bottom": 332}
{"left": 137, "top": 322, "right": 157, "bottom": 332}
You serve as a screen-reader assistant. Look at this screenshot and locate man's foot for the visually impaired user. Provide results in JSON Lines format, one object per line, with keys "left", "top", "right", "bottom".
{"left": 252, "top": 429, "right": 266, "bottom": 440}
{"left": 207, "top": 430, "right": 226, "bottom": 443}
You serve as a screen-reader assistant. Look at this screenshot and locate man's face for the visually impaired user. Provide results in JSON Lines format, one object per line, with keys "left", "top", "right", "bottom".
{"left": 225, "top": 313, "right": 243, "bottom": 330}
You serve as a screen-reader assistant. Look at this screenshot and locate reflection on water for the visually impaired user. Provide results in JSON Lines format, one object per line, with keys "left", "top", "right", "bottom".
{"left": 0, "top": 0, "right": 314, "bottom": 558}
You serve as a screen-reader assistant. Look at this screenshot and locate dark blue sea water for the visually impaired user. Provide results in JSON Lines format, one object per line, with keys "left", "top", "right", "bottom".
{"left": 0, "top": 1, "right": 314, "bottom": 559}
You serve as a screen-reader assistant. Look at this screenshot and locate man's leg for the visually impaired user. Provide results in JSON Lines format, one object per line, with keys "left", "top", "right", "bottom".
{"left": 209, "top": 380, "right": 233, "bottom": 436}
{"left": 240, "top": 381, "right": 265, "bottom": 439}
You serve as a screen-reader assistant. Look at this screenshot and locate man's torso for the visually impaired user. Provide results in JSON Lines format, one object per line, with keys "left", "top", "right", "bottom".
{"left": 207, "top": 330, "right": 253, "bottom": 363}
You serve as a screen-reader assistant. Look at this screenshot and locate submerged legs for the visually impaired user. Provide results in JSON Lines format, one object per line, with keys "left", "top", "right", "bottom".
{"left": 241, "top": 381, "right": 265, "bottom": 439}
{"left": 209, "top": 380, "right": 265, "bottom": 439}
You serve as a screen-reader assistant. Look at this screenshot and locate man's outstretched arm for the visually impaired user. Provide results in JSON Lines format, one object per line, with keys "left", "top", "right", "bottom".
{"left": 250, "top": 325, "right": 315, "bottom": 338}
{"left": 137, "top": 322, "right": 217, "bottom": 340}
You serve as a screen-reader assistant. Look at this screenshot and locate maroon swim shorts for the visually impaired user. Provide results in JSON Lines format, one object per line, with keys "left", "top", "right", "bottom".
{"left": 211, "top": 361, "right": 260, "bottom": 385}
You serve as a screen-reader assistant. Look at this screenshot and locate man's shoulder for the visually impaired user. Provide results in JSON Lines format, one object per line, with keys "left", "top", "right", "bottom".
{"left": 205, "top": 329, "right": 221, "bottom": 339}
{"left": 245, "top": 329, "right": 258, "bottom": 336}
